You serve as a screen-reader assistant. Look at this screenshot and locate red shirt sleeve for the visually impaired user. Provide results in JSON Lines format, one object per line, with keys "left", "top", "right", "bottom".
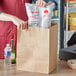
{"left": 24, "top": 0, "right": 30, "bottom": 3}
{"left": 0, "top": 0, "right": 3, "bottom": 4}
{"left": 0, "top": 0, "right": 3, "bottom": 12}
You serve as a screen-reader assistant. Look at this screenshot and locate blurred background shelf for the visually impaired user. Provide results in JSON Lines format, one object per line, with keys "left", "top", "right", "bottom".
{"left": 64, "top": 0, "right": 76, "bottom": 47}
{"left": 51, "top": 17, "right": 59, "bottom": 21}
{"left": 51, "top": 0, "right": 61, "bottom": 54}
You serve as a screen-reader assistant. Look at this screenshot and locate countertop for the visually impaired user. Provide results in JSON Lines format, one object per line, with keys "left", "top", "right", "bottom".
{"left": 0, "top": 60, "right": 76, "bottom": 76}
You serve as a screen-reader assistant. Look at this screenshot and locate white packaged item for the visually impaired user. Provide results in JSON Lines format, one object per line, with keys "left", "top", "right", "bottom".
{"left": 67, "top": 59, "right": 76, "bottom": 69}
{"left": 25, "top": 3, "right": 54, "bottom": 28}
{"left": 40, "top": 4, "right": 54, "bottom": 28}
{"left": 25, "top": 3, "right": 39, "bottom": 27}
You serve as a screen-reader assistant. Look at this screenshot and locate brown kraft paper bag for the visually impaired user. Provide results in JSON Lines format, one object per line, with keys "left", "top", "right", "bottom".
{"left": 16, "top": 23, "right": 58, "bottom": 74}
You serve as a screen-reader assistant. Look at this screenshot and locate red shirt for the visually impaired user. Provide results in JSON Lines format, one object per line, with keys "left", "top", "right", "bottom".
{"left": 0, "top": 0, "right": 30, "bottom": 59}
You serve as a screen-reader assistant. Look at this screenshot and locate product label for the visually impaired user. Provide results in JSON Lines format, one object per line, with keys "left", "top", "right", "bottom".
{"left": 11, "top": 53, "right": 15, "bottom": 60}
{"left": 7, "top": 51, "right": 11, "bottom": 57}
{"left": 4, "top": 51, "right": 11, "bottom": 57}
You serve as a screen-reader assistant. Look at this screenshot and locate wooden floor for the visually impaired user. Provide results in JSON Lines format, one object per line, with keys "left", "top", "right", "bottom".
{"left": 0, "top": 60, "right": 76, "bottom": 76}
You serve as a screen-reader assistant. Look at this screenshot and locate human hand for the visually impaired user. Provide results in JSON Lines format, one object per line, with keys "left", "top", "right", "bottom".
{"left": 19, "top": 21, "right": 28, "bottom": 30}
{"left": 36, "top": 0, "right": 54, "bottom": 7}
{"left": 36, "top": 0, "right": 47, "bottom": 7}
{"left": 12, "top": 16, "right": 28, "bottom": 30}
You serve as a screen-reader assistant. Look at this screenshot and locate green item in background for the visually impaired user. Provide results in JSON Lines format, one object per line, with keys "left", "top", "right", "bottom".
{"left": 11, "top": 39, "right": 16, "bottom": 64}
{"left": 0, "top": 11, "right": 2, "bottom": 14}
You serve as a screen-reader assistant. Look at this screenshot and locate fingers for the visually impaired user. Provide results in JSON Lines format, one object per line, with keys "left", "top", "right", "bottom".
{"left": 36, "top": 0, "right": 40, "bottom": 6}
{"left": 25, "top": 21, "right": 28, "bottom": 29}
{"left": 17, "top": 24, "right": 21, "bottom": 29}
{"left": 36, "top": 0, "right": 46, "bottom": 7}
{"left": 42, "top": 1, "right": 46, "bottom": 7}
{"left": 18, "top": 21, "right": 28, "bottom": 30}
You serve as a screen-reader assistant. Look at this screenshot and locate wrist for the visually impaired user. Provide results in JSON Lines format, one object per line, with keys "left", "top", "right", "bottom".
{"left": 48, "top": 1, "right": 53, "bottom": 4}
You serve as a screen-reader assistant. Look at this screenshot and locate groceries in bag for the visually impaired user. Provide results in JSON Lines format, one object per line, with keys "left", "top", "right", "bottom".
{"left": 25, "top": 3, "right": 54, "bottom": 28}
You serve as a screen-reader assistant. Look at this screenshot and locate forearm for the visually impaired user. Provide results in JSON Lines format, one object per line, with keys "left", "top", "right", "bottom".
{"left": 0, "top": 12, "right": 15, "bottom": 22}
{"left": 0, "top": 12, "right": 28, "bottom": 29}
{"left": 48, "top": 0, "right": 58, "bottom": 10}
